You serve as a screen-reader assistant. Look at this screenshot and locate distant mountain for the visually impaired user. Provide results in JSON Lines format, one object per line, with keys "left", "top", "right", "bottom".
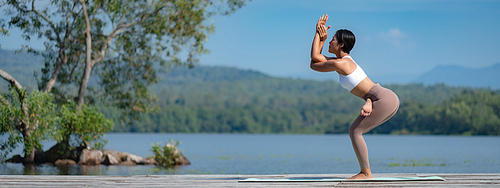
{"left": 413, "top": 63, "right": 500, "bottom": 89}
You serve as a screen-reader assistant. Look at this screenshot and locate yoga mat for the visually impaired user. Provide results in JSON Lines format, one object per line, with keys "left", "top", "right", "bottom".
{"left": 239, "top": 176, "right": 445, "bottom": 182}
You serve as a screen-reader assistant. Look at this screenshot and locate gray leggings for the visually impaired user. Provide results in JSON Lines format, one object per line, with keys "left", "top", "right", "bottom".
{"left": 349, "top": 84, "right": 399, "bottom": 169}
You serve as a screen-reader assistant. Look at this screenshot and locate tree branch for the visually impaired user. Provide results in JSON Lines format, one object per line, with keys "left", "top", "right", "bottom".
{"left": 10, "top": 0, "right": 63, "bottom": 44}
{"left": 45, "top": 3, "right": 83, "bottom": 92}
{"left": 0, "top": 69, "right": 23, "bottom": 92}
{"left": 30, "top": 0, "right": 62, "bottom": 44}
{"left": 91, "top": 1, "right": 171, "bottom": 66}
{"left": 11, "top": 1, "right": 77, "bottom": 92}
{"left": 0, "top": 69, "right": 29, "bottom": 130}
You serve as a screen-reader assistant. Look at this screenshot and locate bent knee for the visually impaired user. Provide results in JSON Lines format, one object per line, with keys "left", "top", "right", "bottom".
{"left": 349, "top": 127, "right": 363, "bottom": 138}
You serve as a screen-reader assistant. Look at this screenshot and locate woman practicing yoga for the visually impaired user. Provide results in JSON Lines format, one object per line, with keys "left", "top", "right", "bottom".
{"left": 310, "top": 14, "right": 400, "bottom": 180}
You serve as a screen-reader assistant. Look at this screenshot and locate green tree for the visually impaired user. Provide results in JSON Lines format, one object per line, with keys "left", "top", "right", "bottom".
{"left": 0, "top": 69, "right": 57, "bottom": 163}
{"left": 437, "top": 90, "right": 500, "bottom": 135}
{"left": 1, "top": 0, "right": 247, "bottom": 162}
{"left": 55, "top": 101, "right": 114, "bottom": 156}
{"left": 2, "top": 0, "right": 246, "bottom": 120}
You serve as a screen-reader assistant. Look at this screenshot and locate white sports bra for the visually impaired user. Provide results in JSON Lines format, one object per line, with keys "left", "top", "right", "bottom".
{"left": 339, "top": 56, "right": 367, "bottom": 91}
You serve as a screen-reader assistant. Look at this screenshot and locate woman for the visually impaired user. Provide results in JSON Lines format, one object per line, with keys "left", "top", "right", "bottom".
{"left": 310, "top": 14, "right": 400, "bottom": 180}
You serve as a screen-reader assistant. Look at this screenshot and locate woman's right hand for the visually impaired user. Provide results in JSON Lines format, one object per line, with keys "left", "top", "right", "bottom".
{"left": 316, "top": 14, "right": 331, "bottom": 41}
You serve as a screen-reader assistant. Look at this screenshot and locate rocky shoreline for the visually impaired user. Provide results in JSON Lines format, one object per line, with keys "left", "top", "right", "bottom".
{"left": 5, "top": 143, "right": 190, "bottom": 167}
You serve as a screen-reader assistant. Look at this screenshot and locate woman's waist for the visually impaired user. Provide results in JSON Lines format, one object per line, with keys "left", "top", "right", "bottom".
{"left": 350, "top": 77, "right": 375, "bottom": 98}
{"left": 361, "top": 83, "right": 398, "bottom": 101}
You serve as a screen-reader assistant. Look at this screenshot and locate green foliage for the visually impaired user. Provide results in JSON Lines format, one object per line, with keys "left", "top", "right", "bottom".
{"left": 56, "top": 101, "right": 114, "bottom": 150}
{"left": 91, "top": 0, "right": 247, "bottom": 122}
{"left": 109, "top": 66, "right": 500, "bottom": 135}
{"left": 1, "top": 0, "right": 248, "bottom": 160}
{"left": 1, "top": 0, "right": 247, "bottom": 163}
{"left": 0, "top": 88, "right": 57, "bottom": 158}
{"left": 436, "top": 90, "right": 500, "bottom": 135}
{"left": 0, "top": 87, "right": 114, "bottom": 160}
{"left": 381, "top": 89, "right": 500, "bottom": 135}
{"left": 2, "top": 49, "right": 499, "bottom": 136}
{"left": 1, "top": 0, "right": 247, "bottom": 124}
{"left": 150, "top": 139, "right": 182, "bottom": 167}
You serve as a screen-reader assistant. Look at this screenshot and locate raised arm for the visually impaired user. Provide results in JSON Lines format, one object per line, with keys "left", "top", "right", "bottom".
{"left": 310, "top": 15, "right": 340, "bottom": 72}
{"left": 310, "top": 15, "right": 330, "bottom": 63}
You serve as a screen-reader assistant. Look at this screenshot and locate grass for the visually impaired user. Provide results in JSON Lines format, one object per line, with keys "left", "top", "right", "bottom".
{"left": 388, "top": 163, "right": 401, "bottom": 167}
{"left": 217, "top": 156, "right": 233, "bottom": 160}
{"left": 387, "top": 159, "right": 447, "bottom": 167}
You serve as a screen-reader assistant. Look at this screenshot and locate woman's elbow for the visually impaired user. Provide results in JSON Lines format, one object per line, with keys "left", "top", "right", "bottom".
{"left": 311, "top": 55, "right": 326, "bottom": 63}
{"left": 310, "top": 60, "right": 333, "bottom": 72}
{"left": 310, "top": 62, "right": 317, "bottom": 71}
{"left": 310, "top": 60, "right": 325, "bottom": 72}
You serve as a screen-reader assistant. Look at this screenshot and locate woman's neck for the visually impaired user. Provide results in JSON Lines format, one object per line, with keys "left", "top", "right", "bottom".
{"left": 337, "top": 52, "right": 350, "bottom": 59}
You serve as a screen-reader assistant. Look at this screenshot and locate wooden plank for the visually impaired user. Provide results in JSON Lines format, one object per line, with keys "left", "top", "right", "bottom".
{"left": 0, "top": 173, "right": 499, "bottom": 187}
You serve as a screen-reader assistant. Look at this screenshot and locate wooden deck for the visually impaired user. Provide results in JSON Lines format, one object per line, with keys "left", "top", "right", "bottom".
{"left": 1, "top": 173, "right": 499, "bottom": 187}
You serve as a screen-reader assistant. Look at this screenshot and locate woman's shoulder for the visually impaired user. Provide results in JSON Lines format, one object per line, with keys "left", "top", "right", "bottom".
{"left": 335, "top": 56, "right": 358, "bottom": 75}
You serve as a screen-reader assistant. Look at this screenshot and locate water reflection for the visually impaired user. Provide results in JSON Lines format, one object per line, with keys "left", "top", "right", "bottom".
{"left": 0, "top": 162, "right": 186, "bottom": 175}
{"left": 23, "top": 164, "right": 36, "bottom": 175}
{"left": 2, "top": 134, "right": 499, "bottom": 175}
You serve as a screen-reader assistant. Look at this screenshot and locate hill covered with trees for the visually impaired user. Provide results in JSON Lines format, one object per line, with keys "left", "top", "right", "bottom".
{"left": 107, "top": 66, "right": 500, "bottom": 135}
{"left": 2, "top": 50, "right": 499, "bottom": 135}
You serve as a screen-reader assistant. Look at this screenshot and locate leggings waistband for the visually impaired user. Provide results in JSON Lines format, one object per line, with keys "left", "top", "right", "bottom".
{"left": 362, "top": 84, "right": 387, "bottom": 101}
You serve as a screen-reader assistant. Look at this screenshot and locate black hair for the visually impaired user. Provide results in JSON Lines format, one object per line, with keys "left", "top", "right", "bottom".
{"left": 335, "top": 29, "right": 355, "bottom": 54}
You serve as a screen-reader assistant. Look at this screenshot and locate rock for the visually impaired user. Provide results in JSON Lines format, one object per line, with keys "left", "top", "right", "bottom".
{"left": 119, "top": 160, "right": 136, "bottom": 166}
{"left": 78, "top": 149, "right": 103, "bottom": 165}
{"left": 147, "top": 157, "right": 156, "bottom": 164}
{"left": 102, "top": 150, "right": 122, "bottom": 162}
{"left": 4, "top": 144, "right": 177, "bottom": 167}
{"left": 137, "top": 158, "right": 155, "bottom": 165}
{"left": 118, "top": 152, "right": 130, "bottom": 161}
{"left": 101, "top": 154, "right": 120, "bottom": 165}
{"left": 54, "top": 159, "right": 76, "bottom": 166}
{"left": 34, "top": 149, "right": 47, "bottom": 164}
{"left": 121, "top": 152, "right": 152, "bottom": 165}
{"left": 5, "top": 155, "right": 23, "bottom": 163}
{"left": 165, "top": 143, "right": 191, "bottom": 165}
{"left": 43, "top": 142, "right": 80, "bottom": 163}
{"left": 126, "top": 153, "right": 143, "bottom": 163}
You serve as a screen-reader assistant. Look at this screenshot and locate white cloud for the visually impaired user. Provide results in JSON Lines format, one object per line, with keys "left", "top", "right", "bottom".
{"left": 379, "top": 28, "right": 407, "bottom": 46}
{"left": 370, "top": 28, "right": 417, "bottom": 57}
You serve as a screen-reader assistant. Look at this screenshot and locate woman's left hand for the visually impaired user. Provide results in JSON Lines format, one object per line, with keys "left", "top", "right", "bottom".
{"left": 361, "top": 98, "right": 372, "bottom": 116}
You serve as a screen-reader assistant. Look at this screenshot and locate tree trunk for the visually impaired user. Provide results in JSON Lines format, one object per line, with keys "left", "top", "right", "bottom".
{"left": 21, "top": 130, "right": 35, "bottom": 164}
{"left": 76, "top": 58, "right": 92, "bottom": 108}
{"left": 76, "top": 0, "right": 92, "bottom": 108}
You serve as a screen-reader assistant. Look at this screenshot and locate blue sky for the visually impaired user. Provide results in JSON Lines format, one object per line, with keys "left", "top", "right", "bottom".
{"left": 2, "top": 0, "right": 500, "bottom": 84}
{"left": 201, "top": 0, "right": 500, "bottom": 83}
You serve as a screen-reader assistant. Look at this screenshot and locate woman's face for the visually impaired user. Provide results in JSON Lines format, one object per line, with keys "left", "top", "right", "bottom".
{"left": 328, "top": 34, "right": 342, "bottom": 54}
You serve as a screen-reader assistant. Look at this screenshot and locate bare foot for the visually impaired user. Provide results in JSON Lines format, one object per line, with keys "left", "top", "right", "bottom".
{"left": 347, "top": 172, "right": 373, "bottom": 180}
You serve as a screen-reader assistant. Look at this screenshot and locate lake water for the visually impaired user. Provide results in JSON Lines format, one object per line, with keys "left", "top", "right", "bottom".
{"left": 1, "top": 133, "right": 499, "bottom": 175}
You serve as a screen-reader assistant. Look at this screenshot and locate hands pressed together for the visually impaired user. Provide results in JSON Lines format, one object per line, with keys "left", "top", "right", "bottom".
{"left": 316, "top": 14, "right": 331, "bottom": 41}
